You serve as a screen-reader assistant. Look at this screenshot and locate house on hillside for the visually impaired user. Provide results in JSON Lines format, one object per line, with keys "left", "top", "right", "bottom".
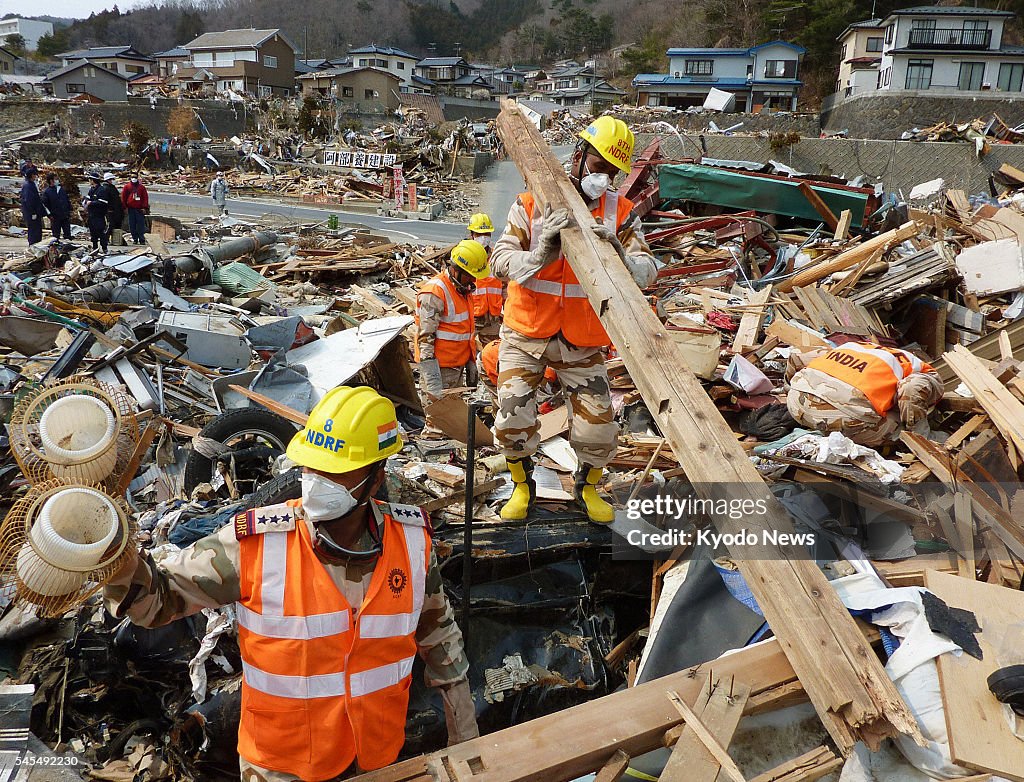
{"left": 469, "top": 63, "right": 523, "bottom": 95}
{"left": 415, "top": 56, "right": 471, "bottom": 94}
{"left": 632, "top": 41, "right": 805, "bottom": 111}
{"left": 0, "top": 18, "right": 53, "bottom": 51}
{"left": 175, "top": 28, "right": 296, "bottom": 96}
{"left": 153, "top": 47, "right": 190, "bottom": 78}
{"left": 350, "top": 45, "right": 419, "bottom": 92}
{"left": 43, "top": 60, "right": 129, "bottom": 101}
{"left": 296, "top": 66, "right": 402, "bottom": 110}
{"left": 530, "top": 64, "right": 624, "bottom": 111}
{"left": 836, "top": 19, "right": 885, "bottom": 98}
{"left": 57, "top": 46, "right": 154, "bottom": 77}
{"left": 128, "top": 72, "right": 166, "bottom": 94}
{"left": 0, "top": 46, "right": 18, "bottom": 75}
{"left": 874, "top": 6, "right": 1024, "bottom": 94}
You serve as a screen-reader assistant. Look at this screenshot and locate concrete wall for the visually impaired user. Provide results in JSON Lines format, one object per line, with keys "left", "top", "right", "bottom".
{"left": 440, "top": 96, "right": 500, "bottom": 121}
{"left": 0, "top": 100, "right": 67, "bottom": 136}
{"left": 821, "top": 90, "right": 1024, "bottom": 139}
{"left": 636, "top": 131, "right": 1024, "bottom": 196}
{"left": 68, "top": 97, "right": 250, "bottom": 138}
{"left": 19, "top": 141, "right": 131, "bottom": 164}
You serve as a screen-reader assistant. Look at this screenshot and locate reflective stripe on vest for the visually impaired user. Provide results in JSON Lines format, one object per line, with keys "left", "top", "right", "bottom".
{"left": 237, "top": 602, "right": 349, "bottom": 639}
{"left": 242, "top": 659, "right": 347, "bottom": 698}
{"left": 474, "top": 286, "right": 503, "bottom": 296}
{"left": 429, "top": 277, "right": 469, "bottom": 324}
{"left": 807, "top": 341, "right": 930, "bottom": 416}
{"left": 435, "top": 331, "right": 474, "bottom": 342}
{"left": 839, "top": 342, "right": 908, "bottom": 380}
{"left": 350, "top": 655, "right": 416, "bottom": 696}
{"left": 416, "top": 271, "right": 474, "bottom": 366}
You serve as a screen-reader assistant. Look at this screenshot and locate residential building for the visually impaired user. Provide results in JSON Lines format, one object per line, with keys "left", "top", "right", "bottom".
{"left": 127, "top": 73, "right": 166, "bottom": 93}
{"left": 43, "top": 60, "right": 128, "bottom": 101}
{"left": 349, "top": 45, "right": 418, "bottom": 91}
{"left": 875, "top": 6, "right": 1024, "bottom": 94}
{"left": 176, "top": 28, "right": 296, "bottom": 96}
{"left": 632, "top": 41, "right": 805, "bottom": 111}
{"left": 153, "top": 47, "right": 190, "bottom": 78}
{"left": 836, "top": 18, "right": 885, "bottom": 97}
{"left": 450, "top": 73, "right": 494, "bottom": 99}
{"left": 296, "top": 66, "right": 402, "bottom": 110}
{"left": 469, "top": 63, "right": 523, "bottom": 95}
{"left": 57, "top": 45, "right": 154, "bottom": 77}
{"left": 0, "top": 17, "right": 53, "bottom": 51}
{"left": 0, "top": 46, "right": 17, "bottom": 75}
{"left": 415, "top": 56, "right": 471, "bottom": 94}
{"left": 530, "top": 63, "right": 624, "bottom": 110}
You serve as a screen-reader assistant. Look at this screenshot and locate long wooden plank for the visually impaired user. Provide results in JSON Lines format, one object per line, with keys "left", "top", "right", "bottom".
{"left": 732, "top": 285, "right": 773, "bottom": 353}
{"left": 494, "top": 97, "right": 920, "bottom": 755}
{"left": 592, "top": 751, "right": 630, "bottom": 782}
{"left": 933, "top": 320, "right": 1024, "bottom": 390}
{"left": 661, "top": 677, "right": 749, "bottom": 782}
{"left": 797, "top": 181, "right": 839, "bottom": 231}
{"left": 944, "top": 345, "right": 1024, "bottom": 456}
{"left": 925, "top": 570, "right": 1024, "bottom": 781}
{"left": 666, "top": 688, "right": 748, "bottom": 782}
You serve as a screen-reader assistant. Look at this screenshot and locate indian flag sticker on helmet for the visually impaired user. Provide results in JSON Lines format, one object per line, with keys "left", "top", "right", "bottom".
{"left": 377, "top": 421, "right": 398, "bottom": 450}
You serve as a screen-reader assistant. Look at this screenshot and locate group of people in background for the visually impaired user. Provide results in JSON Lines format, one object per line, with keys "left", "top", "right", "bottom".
{"left": 17, "top": 157, "right": 150, "bottom": 252}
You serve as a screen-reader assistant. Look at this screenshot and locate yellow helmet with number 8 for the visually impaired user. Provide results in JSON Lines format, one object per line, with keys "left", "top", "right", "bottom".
{"left": 579, "top": 115, "right": 634, "bottom": 173}
{"left": 286, "top": 386, "right": 402, "bottom": 473}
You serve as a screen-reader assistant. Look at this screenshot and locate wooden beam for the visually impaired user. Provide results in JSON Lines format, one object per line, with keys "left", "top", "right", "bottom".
{"left": 229, "top": 384, "right": 308, "bottom": 425}
{"left": 592, "top": 750, "right": 630, "bottom": 782}
{"left": 732, "top": 285, "right": 773, "bottom": 353}
{"left": 797, "top": 182, "right": 839, "bottom": 231}
{"left": 777, "top": 221, "right": 919, "bottom": 293}
{"left": 833, "top": 210, "right": 852, "bottom": 241}
{"left": 666, "top": 690, "right": 747, "bottom": 782}
{"left": 662, "top": 679, "right": 750, "bottom": 782}
{"left": 421, "top": 478, "right": 503, "bottom": 513}
{"left": 494, "top": 99, "right": 920, "bottom": 754}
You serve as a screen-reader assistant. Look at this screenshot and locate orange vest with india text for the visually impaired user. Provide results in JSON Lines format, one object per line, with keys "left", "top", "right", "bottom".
{"left": 415, "top": 269, "right": 474, "bottom": 367}
{"left": 807, "top": 341, "right": 934, "bottom": 415}
{"left": 234, "top": 498, "right": 431, "bottom": 780}
{"left": 504, "top": 190, "right": 635, "bottom": 348}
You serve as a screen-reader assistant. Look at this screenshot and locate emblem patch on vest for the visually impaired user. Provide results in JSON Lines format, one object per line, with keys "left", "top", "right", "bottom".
{"left": 388, "top": 567, "right": 408, "bottom": 596}
{"left": 234, "top": 503, "right": 296, "bottom": 539}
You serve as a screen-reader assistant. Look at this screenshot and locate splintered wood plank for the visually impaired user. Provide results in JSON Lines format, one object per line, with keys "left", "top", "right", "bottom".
{"left": 925, "top": 570, "right": 1024, "bottom": 781}
{"left": 662, "top": 679, "right": 750, "bottom": 782}
{"left": 592, "top": 750, "right": 630, "bottom": 782}
{"left": 747, "top": 746, "right": 843, "bottom": 782}
{"left": 492, "top": 98, "right": 923, "bottom": 755}
{"left": 732, "top": 285, "right": 773, "bottom": 353}
{"left": 834, "top": 210, "right": 852, "bottom": 240}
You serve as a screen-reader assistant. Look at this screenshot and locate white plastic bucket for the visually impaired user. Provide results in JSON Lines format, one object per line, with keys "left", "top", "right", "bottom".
{"left": 16, "top": 488, "right": 120, "bottom": 597}
{"left": 38, "top": 395, "right": 118, "bottom": 482}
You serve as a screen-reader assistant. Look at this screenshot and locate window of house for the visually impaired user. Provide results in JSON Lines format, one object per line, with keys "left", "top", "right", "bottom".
{"left": 684, "top": 59, "right": 713, "bottom": 75}
{"left": 764, "top": 60, "right": 797, "bottom": 78}
{"left": 905, "top": 59, "right": 933, "bottom": 89}
{"left": 963, "top": 19, "right": 990, "bottom": 47}
{"left": 866, "top": 37, "right": 883, "bottom": 52}
{"left": 958, "top": 61, "right": 985, "bottom": 90}
{"left": 998, "top": 62, "right": 1024, "bottom": 91}
{"left": 66, "top": 83, "right": 85, "bottom": 94}
{"left": 1, "top": 61, "right": 8, "bottom": 72}
{"left": 365, "top": 88, "right": 376, "bottom": 99}
{"left": 342, "top": 85, "right": 354, "bottom": 97}
{"left": 885, "top": 25, "right": 894, "bottom": 44}
{"left": 259, "top": 84, "right": 272, "bottom": 97}
{"left": 358, "top": 58, "right": 368, "bottom": 67}
{"left": 397, "top": 61, "right": 405, "bottom": 69}
{"left": 911, "top": 18, "right": 936, "bottom": 30}
{"left": 263, "top": 55, "right": 278, "bottom": 68}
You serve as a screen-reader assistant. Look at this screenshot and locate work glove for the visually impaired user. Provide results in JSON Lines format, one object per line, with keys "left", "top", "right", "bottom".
{"left": 896, "top": 371, "right": 943, "bottom": 427}
{"left": 419, "top": 358, "right": 443, "bottom": 401}
{"left": 441, "top": 680, "right": 480, "bottom": 745}
{"left": 590, "top": 222, "right": 626, "bottom": 261}
{"left": 535, "top": 205, "right": 572, "bottom": 262}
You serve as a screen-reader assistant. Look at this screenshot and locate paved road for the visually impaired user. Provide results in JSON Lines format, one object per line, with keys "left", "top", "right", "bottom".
{"left": 146, "top": 191, "right": 468, "bottom": 244}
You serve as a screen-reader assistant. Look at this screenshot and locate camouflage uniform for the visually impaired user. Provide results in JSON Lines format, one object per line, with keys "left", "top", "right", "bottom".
{"left": 489, "top": 195, "right": 656, "bottom": 468}
{"left": 103, "top": 499, "right": 476, "bottom": 782}
{"left": 786, "top": 347, "right": 943, "bottom": 447}
{"left": 415, "top": 286, "right": 477, "bottom": 405}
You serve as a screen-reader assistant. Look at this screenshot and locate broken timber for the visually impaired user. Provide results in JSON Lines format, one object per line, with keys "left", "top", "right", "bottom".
{"left": 493, "top": 98, "right": 922, "bottom": 754}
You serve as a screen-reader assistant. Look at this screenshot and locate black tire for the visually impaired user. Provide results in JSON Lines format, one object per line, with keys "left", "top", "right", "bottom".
{"left": 243, "top": 467, "right": 302, "bottom": 509}
{"left": 183, "top": 408, "right": 299, "bottom": 495}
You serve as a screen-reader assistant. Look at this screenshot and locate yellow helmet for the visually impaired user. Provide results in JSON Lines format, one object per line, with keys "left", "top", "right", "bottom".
{"left": 578, "top": 115, "right": 634, "bottom": 173}
{"left": 467, "top": 213, "right": 494, "bottom": 234}
{"left": 450, "top": 239, "right": 491, "bottom": 279}
{"left": 286, "top": 386, "right": 402, "bottom": 473}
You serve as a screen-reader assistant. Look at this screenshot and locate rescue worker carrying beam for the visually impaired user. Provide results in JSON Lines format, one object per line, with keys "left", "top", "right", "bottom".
{"left": 415, "top": 240, "right": 491, "bottom": 424}
{"left": 466, "top": 213, "right": 504, "bottom": 343}
{"left": 104, "top": 387, "right": 478, "bottom": 782}
{"left": 786, "top": 341, "right": 943, "bottom": 447}
{"left": 490, "top": 116, "right": 656, "bottom": 523}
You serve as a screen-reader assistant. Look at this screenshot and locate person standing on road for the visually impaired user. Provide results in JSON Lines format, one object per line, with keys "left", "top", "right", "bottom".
{"left": 121, "top": 173, "right": 150, "bottom": 244}
{"left": 19, "top": 167, "right": 44, "bottom": 245}
{"left": 104, "top": 387, "right": 478, "bottom": 782}
{"left": 83, "top": 171, "right": 109, "bottom": 253}
{"left": 489, "top": 116, "right": 656, "bottom": 524}
{"left": 210, "top": 171, "right": 229, "bottom": 215}
{"left": 40, "top": 173, "right": 72, "bottom": 240}
{"left": 100, "top": 172, "right": 124, "bottom": 244}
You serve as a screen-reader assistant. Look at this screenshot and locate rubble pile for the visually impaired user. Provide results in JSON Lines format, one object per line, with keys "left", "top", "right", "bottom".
{"left": 902, "top": 112, "right": 1024, "bottom": 149}
{"left": 3, "top": 106, "right": 1024, "bottom": 782}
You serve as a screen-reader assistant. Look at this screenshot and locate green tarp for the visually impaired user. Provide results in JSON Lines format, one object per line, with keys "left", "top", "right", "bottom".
{"left": 658, "top": 164, "right": 869, "bottom": 227}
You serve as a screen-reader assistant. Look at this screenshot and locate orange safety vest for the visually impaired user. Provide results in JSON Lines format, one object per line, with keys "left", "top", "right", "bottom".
{"left": 807, "top": 342, "right": 934, "bottom": 415}
{"left": 414, "top": 270, "right": 474, "bottom": 368}
{"left": 504, "top": 190, "right": 635, "bottom": 348}
{"left": 235, "top": 498, "right": 431, "bottom": 780}
{"left": 470, "top": 276, "right": 504, "bottom": 318}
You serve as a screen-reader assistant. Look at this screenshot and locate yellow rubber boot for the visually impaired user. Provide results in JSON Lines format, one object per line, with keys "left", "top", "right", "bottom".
{"left": 574, "top": 465, "right": 614, "bottom": 524}
{"left": 500, "top": 457, "right": 535, "bottom": 520}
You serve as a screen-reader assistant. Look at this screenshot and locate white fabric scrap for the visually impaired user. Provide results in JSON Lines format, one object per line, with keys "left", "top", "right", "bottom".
{"left": 189, "top": 607, "right": 234, "bottom": 703}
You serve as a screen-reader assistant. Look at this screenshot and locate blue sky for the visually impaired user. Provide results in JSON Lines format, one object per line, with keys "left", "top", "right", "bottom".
{"left": 7, "top": 0, "right": 145, "bottom": 21}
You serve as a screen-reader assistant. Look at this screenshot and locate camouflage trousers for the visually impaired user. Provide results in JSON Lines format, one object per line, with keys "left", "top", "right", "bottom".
{"left": 495, "top": 338, "right": 617, "bottom": 467}
{"left": 786, "top": 388, "right": 902, "bottom": 447}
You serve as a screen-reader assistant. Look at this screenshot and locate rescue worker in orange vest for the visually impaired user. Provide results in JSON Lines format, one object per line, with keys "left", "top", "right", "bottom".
{"left": 104, "top": 387, "right": 478, "bottom": 781}
{"left": 786, "top": 341, "right": 943, "bottom": 447}
{"left": 466, "top": 213, "right": 504, "bottom": 343}
{"left": 415, "top": 240, "right": 491, "bottom": 418}
{"left": 490, "top": 116, "right": 656, "bottom": 523}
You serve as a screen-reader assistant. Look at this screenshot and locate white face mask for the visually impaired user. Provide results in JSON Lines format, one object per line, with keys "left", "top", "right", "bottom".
{"left": 581, "top": 172, "right": 610, "bottom": 200}
{"left": 131, "top": 178, "right": 139, "bottom": 184}
{"left": 301, "top": 472, "right": 370, "bottom": 522}
{"left": 476, "top": 235, "right": 492, "bottom": 249}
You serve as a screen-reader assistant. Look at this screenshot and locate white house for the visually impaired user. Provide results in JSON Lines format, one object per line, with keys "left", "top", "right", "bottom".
{"left": 836, "top": 19, "right": 885, "bottom": 98}
{"left": 348, "top": 45, "right": 419, "bottom": 92}
{"left": 633, "top": 41, "right": 805, "bottom": 111}
{"left": 875, "top": 5, "right": 1024, "bottom": 93}
{"left": 0, "top": 17, "right": 53, "bottom": 51}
